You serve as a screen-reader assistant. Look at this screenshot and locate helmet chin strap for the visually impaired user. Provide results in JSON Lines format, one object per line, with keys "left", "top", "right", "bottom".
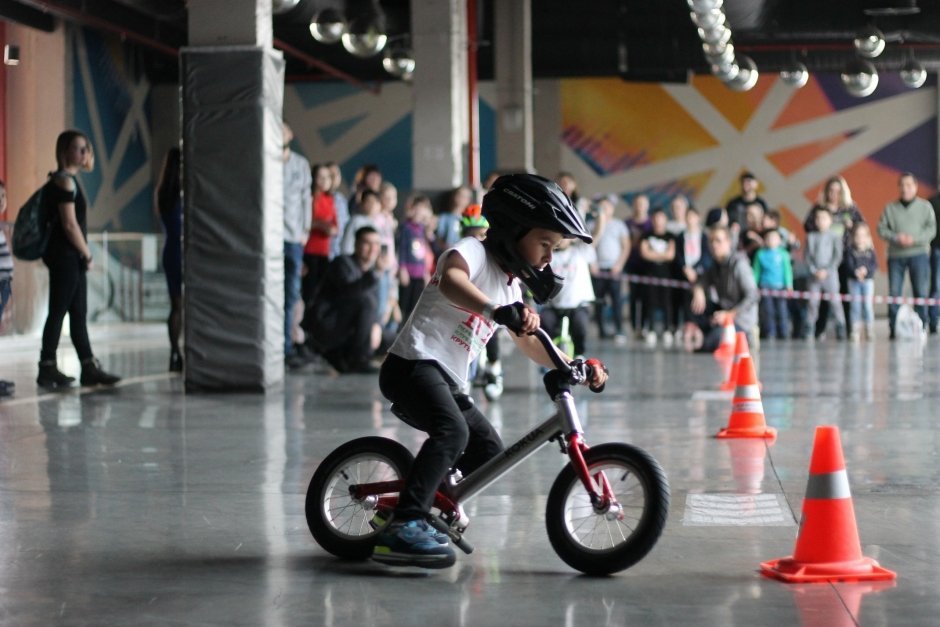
{"left": 483, "top": 235, "right": 563, "bottom": 304}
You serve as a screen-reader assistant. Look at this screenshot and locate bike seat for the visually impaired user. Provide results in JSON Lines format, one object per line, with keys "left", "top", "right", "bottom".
{"left": 389, "top": 403, "right": 422, "bottom": 430}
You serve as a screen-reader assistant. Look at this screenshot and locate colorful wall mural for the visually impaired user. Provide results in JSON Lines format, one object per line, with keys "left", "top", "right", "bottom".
{"left": 559, "top": 74, "right": 938, "bottom": 264}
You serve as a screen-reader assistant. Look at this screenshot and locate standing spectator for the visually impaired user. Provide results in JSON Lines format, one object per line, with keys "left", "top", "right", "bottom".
{"left": 434, "top": 185, "right": 473, "bottom": 257}
{"left": 590, "top": 195, "right": 630, "bottom": 344}
{"left": 752, "top": 229, "right": 793, "bottom": 340}
{"left": 740, "top": 201, "right": 766, "bottom": 259}
{"left": 805, "top": 175, "right": 864, "bottom": 335}
{"left": 282, "top": 124, "right": 312, "bottom": 364}
{"left": 726, "top": 171, "right": 768, "bottom": 233}
{"left": 302, "top": 226, "right": 383, "bottom": 374}
{"left": 375, "top": 182, "right": 401, "bottom": 331}
{"left": 639, "top": 207, "right": 677, "bottom": 347}
{"left": 667, "top": 194, "right": 689, "bottom": 235}
{"left": 844, "top": 223, "right": 878, "bottom": 341}
{"left": 555, "top": 171, "right": 590, "bottom": 218}
{"left": 341, "top": 189, "right": 381, "bottom": 255}
{"left": 929, "top": 189, "right": 940, "bottom": 334}
{"left": 397, "top": 195, "right": 434, "bottom": 322}
{"left": 0, "top": 179, "right": 14, "bottom": 396}
{"left": 625, "top": 193, "right": 651, "bottom": 337}
{"left": 877, "top": 172, "right": 937, "bottom": 338}
{"left": 540, "top": 238, "right": 597, "bottom": 357}
{"left": 689, "top": 226, "right": 760, "bottom": 350}
{"left": 804, "top": 208, "right": 847, "bottom": 340}
{"left": 302, "top": 164, "right": 338, "bottom": 306}
{"left": 762, "top": 209, "right": 799, "bottom": 251}
{"left": 350, "top": 164, "right": 382, "bottom": 214}
{"left": 155, "top": 147, "right": 183, "bottom": 372}
{"left": 37, "top": 130, "right": 120, "bottom": 388}
{"left": 674, "top": 207, "right": 711, "bottom": 340}
{"left": 326, "top": 161, "right": 349, "bottom": 260}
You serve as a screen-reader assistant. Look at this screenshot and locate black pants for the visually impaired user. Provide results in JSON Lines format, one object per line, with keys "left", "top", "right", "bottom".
{"left": 540, "top": 306, "right": 591, "bottom": 356}
{"left": 41, "top": 253, "right": 93, "bottom": 362}
{"left": 380, "top": 354, "right": 504, "bottom": 521}
{"left": 301, "top": 254, "right": 330, "bottom": 306}
{"left": 398, "top": 276, "right": 425, "bottom": 322}
{"left": 592, "top": 274, "right": 623, "bottom": 336}
{"left": 642, "top": 265, "right": 674, "bottom": 331}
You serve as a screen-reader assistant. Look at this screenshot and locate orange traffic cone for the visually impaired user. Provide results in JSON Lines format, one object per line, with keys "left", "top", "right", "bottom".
{"left": 719, "top": 331, "right": 747, "bottom": 391}
{"left": 760, "top": 426, "right": 897, "bottom": 583}
{"left": 716, "top": 355, "right": 776, "bottom": 439}
{"left": 713, "top": 313, "right": 737, "bottom": 361}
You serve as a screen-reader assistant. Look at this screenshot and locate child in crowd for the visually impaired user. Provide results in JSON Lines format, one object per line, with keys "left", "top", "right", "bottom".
{"left": 341, "top": 189, "right": 382, "bottom": 254}
{"left": 459, "top": 204, "right": 488, "bottom": 241}
{"left": 752, "top": 229, "right": 793, "bottom": 339}
{"left": 539, "top": 237, "right": 597, "bottom": 358}
{"left": 373, "top": 174, "right": 606, "bottom": 569}
{"left": 639, "top": 207, "right": 677, "bottom": 347}
{"left": 761, "top": 209, "right": 799, "bottom": 251}
{"left": 804, "top": 208, "right": 847, "bottom": 340}
{"left": 397, "top": 194, "right": 434, "bottom": 322}
{"left": 844, "top": 222, "right": 878, "bottom": 341}
{"left": 376, "top": 182, "right": 401, "bottom": 332}
{"left": 740, "top": 201, "right": 766, "bottom": 260}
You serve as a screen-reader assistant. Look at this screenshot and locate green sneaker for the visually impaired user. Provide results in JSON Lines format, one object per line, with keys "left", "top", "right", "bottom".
{"left": 371, "top": 510, "right": 449, "bottom": 544}
{"left": 372, "top": 519, "right": 456, "bottom": 568}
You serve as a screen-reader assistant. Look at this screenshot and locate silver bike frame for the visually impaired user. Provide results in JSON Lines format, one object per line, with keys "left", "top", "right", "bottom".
{"left": 447, "top": 390, "right": 584, "bottom": 503}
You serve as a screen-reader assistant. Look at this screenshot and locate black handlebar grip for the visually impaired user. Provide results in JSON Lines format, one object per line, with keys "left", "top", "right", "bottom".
{"left": 493, "top": 302, "right": 527, "bottom": 335}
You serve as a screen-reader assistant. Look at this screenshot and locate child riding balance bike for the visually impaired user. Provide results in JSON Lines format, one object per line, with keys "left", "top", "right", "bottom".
{"left": 306, "top": 174, "right": 669, "bottom": 573}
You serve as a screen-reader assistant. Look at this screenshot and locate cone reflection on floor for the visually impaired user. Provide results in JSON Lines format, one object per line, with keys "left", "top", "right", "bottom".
{"left": 760, "top": 426, "right": 896, "bottom": 583}
{"left": 726, "top": 439, "right": 768, "bottom": 494}
{"left": 713, "top": 313, "right": 737, "bottom": 361}
{"left": 716, "top": 355, "right": 776, "bottom": 439}
{"left": 788, "top": 582, "right": 895, "bottom": 627}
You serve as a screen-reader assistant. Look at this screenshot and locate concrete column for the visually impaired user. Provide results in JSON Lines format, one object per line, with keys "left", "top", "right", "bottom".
{"left": 533, "top": 79, "right": 561, "bottom": 178}
{"left": 494, "top": 0, "right": 533, "bottom": 173}
{"left": 411, "top": 0, "right": 468, "bottom": 191}
{"left": 182, "top": 0, "right": 284, "bottom": 391}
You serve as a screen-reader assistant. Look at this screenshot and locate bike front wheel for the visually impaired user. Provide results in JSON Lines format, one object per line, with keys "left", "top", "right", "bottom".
{"left": 305, "top": 437, "right": 414, "bottom": 560}
{"left": 546, "top": 442, "right": 669, "bottom": 575}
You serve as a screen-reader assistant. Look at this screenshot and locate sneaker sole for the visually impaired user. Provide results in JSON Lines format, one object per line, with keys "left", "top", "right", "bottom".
{"left": 372, "top": 548, "right": 457, "bottom": 569}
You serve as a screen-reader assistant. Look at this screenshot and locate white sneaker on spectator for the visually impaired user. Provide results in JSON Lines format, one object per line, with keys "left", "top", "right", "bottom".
{"left": 662, "top": 332, "right": 674, "bottom": 349}
{"left": 644, "top": 330, "right": 658, "bottom": 347}
{"left": 613, "top": 334, "right": 628, "bottom": 346}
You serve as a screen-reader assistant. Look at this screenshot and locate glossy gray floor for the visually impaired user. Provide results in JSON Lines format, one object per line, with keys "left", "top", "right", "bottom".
{"left": 0, "top": 325, "right": 937, "bottom": 626}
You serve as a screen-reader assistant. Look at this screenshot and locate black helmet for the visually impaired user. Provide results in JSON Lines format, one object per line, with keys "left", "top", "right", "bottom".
{"left": 481, "top": 173, "right": 592, "bottom": 304}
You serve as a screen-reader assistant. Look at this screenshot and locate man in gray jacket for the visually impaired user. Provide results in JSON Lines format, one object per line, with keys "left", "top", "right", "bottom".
{"left": 690, "top": 225, "right": 760, "bottom": 350}
{"left": 877, "top": 172, "right": 937, "bottom": 338}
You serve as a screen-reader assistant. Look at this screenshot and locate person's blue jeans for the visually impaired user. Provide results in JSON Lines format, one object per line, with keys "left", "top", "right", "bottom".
{"left": 929, "top": 247, "right": 940, "bottom": 331}
{"left": 0, "top": 277, "right": 11, "bottom": 319}
{"left": 849, "top": 278, "right": 874, "bottom": 326}
{"left": 759, "top": 294, "right": 789, "bottom": 339}
{"left": 284, "top": 242, "right": 303, "bottom": 355}
{"left": 887, "top": 253, "right": 930, "bottom": 333}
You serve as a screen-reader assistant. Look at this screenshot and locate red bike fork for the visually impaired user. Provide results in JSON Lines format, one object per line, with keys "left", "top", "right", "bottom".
{"left": 567, "top": 433, "right": 615, "bottom": 508}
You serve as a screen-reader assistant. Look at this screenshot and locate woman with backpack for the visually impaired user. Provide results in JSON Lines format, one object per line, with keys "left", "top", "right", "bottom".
{"left": 36, "top": 130, "right": 120, "bottom": 389}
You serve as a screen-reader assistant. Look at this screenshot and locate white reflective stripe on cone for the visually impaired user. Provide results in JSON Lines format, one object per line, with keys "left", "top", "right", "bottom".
{"left": 734, "top": 384, "right": 761, "bottom": 399}
{"left": 804, "top": 469, "right": 852, "bottom": 499}
{"left": 732, "top": 400, "right": 764, "bottom": 414}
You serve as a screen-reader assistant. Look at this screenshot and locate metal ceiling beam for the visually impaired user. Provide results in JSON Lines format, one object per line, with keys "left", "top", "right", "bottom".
{"left": 0, "top": 1, "right": 56, "bottom": 32}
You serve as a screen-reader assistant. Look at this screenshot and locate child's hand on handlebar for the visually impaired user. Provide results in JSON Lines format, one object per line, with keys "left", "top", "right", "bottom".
{"left": 494, "top": 302, "right": 540, "bottom": 336}
{"left": 584, "top": 358, "right": 608, "bottom": 392}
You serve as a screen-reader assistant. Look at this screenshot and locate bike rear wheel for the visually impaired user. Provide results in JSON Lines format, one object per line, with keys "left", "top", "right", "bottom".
{"left": 546, "top": 442, "right": 669, "bottom": 575}
{"left": 305, "top": 437, "right": 414, "bottom": 559}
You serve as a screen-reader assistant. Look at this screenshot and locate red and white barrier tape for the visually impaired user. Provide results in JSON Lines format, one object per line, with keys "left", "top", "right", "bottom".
{"left": 594, "top": 272, "right": 940, "bottom": 307}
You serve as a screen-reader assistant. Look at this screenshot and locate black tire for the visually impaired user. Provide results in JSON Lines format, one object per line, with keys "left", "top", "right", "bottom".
{"left": 546, "top": 442, "right": 669, "bottom": 575}
{"left": 305, "top": 437, "right": 414, "bottom": 559}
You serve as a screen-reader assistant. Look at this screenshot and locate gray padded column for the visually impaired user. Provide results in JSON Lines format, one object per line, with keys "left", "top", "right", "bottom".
{"left": 181, "top": 46, "right": 284, "bottom": 391}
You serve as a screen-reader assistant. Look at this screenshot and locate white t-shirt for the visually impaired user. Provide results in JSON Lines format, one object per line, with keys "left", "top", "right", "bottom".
{"left": 389, "top": 237, "right": 522, "bottom": 387}
{"left": 595, "top": 219, "right": 629, "bottom": 269}
{"left": 548, "top": 243, "right": 596, "bottom": 310}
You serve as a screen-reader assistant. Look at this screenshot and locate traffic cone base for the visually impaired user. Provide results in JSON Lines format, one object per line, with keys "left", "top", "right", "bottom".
{"left": 760, "top": 556, "right": 896, "bottom": 583}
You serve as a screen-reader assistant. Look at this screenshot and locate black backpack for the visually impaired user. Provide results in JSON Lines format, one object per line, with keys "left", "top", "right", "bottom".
{"left": 11, "top": 184, "right": 51, "bottom": 261}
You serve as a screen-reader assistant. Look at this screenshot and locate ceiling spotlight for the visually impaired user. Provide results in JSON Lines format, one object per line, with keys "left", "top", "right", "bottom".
{"left": 724, "top": 55, "right": 759, "bottom": 91}
{"left": 687, "top": 0, "right": 723, "bottom": 11}
{"left": 309, "top": 9, "right": 346, "bottom": 44}
{"left": 341, "top": 16, "right": 388, "bottom": 58}
{"left": 841, "top": 59, "right": 879, "bottom": 97}
{"left": 900, "top": 58, "right": 927, "bottom": 88}
{"left": 382, "top": 48, "right": 415, "bottom": 80}
{"left": 779, "top": 61, "right": 809, "bottom": 88}
{"left": 854, "top": 26, "right": 886, "bottom": 58}
{"left": 690, "top": 9, "right": 725, "bottom": 30}
{"left": 272, "top": 0, "right": 301, "bottom": 14}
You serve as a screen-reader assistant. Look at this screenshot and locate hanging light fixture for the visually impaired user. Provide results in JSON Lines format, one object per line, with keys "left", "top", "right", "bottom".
{"left": 687, "top": 0, "right": 723, "bottom": 11}
{"left": 382, "top": 48, "right": 415, "bottom": 80}
{"left": 272, "top": 0, "right": 301, "bottom": 14}
{"left": 841, "top": 59, "right": 879, "bottom": 97}
{"left": 779, "top": 61, "right": 809, "bottom": 88}
{"left": 690, "top": 9, "right": 725, "bottom": 30}
{"left": 309, "top": 9, "right": 346, "bottom": 44}
{"left": 900, "top": 57, "right": 927, "bottom": 88}
{"left": 724, "top": 55, "right": 759, "bottom": 91}
{"left": 854, "top": 26, "right": 886, "bottom": 58}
